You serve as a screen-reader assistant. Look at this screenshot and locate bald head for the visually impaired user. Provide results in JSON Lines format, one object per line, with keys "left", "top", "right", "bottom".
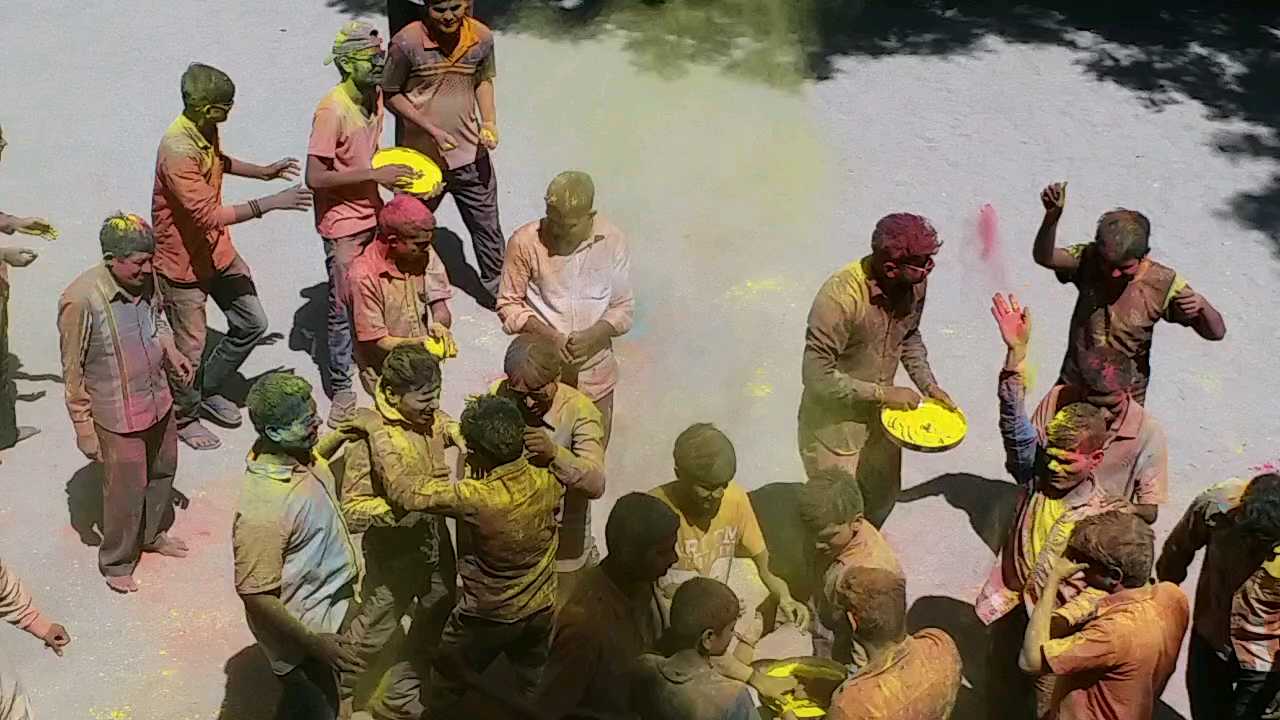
{"left": 546, "top": 171, "right": 595, "bottom": 215}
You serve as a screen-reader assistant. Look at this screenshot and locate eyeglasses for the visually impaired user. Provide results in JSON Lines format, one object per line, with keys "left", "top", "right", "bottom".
{"left": 203, "top": 102, "right": 234, "bottom": 114}
{"left": 885, "top": 257, "right": 935, "bottom": 274}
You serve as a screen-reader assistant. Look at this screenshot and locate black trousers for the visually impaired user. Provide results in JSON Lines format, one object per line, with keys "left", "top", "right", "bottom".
{"left": 1188, "top": 632, "right": 1280, "bottom": 719}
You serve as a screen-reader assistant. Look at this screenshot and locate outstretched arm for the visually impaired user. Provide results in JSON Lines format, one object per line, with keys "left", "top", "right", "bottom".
{"left": 1032, "top": 182, "right": 1080, "bottom": 272}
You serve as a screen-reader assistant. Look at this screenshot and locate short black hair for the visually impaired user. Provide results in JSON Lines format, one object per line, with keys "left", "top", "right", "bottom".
{"left": 180, "top": 63, "right": 235, "bottom": 109}
{"left": 673, "top": 423, "right": 736, "bottom": 485}
{"left": 1095, "top": 209, "right": 1151, "bottom": 263}
{"left": 246, "top": 373, "right": 313, "bottom": 434}
{"left": 1067, "top": 511, "right": 1155, "bottom": 588}
{"left": 836, "top": 566, "right": 907, "bottom": 646}
{"left": 381, "top": 343, "right": 441, "bottom": 395}
{"left": 1239, "top": 473, "right": 1280, "bottom": 546}
{"left": 799, "top": 469, "right": 865, "bottom": 531}
{"left": 667, "top": 577, "right": 739, "bottom": 651}
{"left": 1046, "top": 402, "right": 1109, "bottom": 454}
{"left": 99, "top": 212, "right": 155, "bottom": 258}
{"left": 460, "top": 395, "right": 524, "bottom": 465}
{"left": 1077, "top": 345, "right": 1139, "bottom": 397}
{"left": 504, "top": 333, "right": 562, "bottom": 386}
{"left": 605, "top": 492, "right": 679, "bottom": 558}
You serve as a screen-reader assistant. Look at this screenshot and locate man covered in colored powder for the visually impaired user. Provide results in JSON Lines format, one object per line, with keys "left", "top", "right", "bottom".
{"left": 1032, "top": 182, "right": 1225, "bottom": 405}
{"left": 799, "top": 468, "right": 903, "bottom": 663}
{"left": 632, "top": 578, "right": 757, "bottom": 720}
{"left": 152, "top": 63, "right": 314, "bottom": 451}
{"left": 365, "top": 395, "right": 563, "bottom": 716}
{"left": 1021, "top": 512, "right": 1189, "bottom": 720}
{"left": 977, "top": 293, "right": 1130, "bottom": 716}
{"left": 826, "top": 566, "right": 962, "bottom": 720}
{"left": 537, "top": 492, "right": 680, "bottom": 719}
{"left": 232, "top": 373, "right": 365, "bottom": 720}
{"left": 0, "top": 120, "right": 57, "bottom": 464}
{"left": 798, "top": 212, "right": 953, "bottom": 528}
{"left": 306, "top": 21, "right": 420, "bottom": 427}
{"left": 383, "top": 0, "right": 505, "bottom": 302}
{"left": 497, "top": 171, "right": 633, "bottom": 446}
{"left": 348, "top": 195, "right": 454, "bottom": 395}
{"left": 337, "top": 344, "right": 459, "bottom": 720}
{"left": 1030, "top": 344, "right": 1169, "bottom": 523}
{"left": 490, "top": 333, "right": 606, "bottom": 603}
{"left": 1157, "top": 472, "right": 1280, "bottom": 719}
{"left": 650, "top": 423, "right": 809, "bottom": 701}
{"left": 0, "top": 557, "right": 71, "bottom": 719}
{"left": 58, "top": 214, "right": 195, "bottom": 594}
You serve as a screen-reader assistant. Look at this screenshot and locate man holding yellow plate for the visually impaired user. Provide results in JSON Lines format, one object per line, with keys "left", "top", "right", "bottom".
{"left": 798, "top": 213, "right": 954, "bottom": 529}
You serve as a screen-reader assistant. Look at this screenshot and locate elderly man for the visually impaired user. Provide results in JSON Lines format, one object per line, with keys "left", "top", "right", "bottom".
{"left": 497, "top": 171, "right": 633, "bottom": 446}
{"left": 58, "top": 214, "right": 195, "bottom": 593}
{"left": 152, "top": 62, "right": 313, "bottom": 450}
{"left": 798, "top": 213, "right": 953, "bottom": 528}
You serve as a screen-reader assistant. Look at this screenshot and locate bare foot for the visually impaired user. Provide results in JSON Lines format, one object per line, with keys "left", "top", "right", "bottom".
{"left": 105, "top": 576, "right": 139, "bottom": 594}
{"left": 144, "top": 534, "right": 190, "bottom": 558}
{"left": 178, "top": 421, "right": 221, "bottom": 450}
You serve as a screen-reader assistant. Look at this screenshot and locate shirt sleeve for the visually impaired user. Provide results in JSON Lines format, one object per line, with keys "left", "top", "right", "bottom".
{"left": 338, "top": 438, "right": 396, "bottom": 534}
{"left": 1162, "top": 277, "right": 1201, "bottom": 326}
{"left": 1132, "top": 422, "right": 1170, "bottom": 505}
{"left": 1043, "top": 617, "right": 1121, "bottom": 676}
{"left": 548, "top": 397, "right": 606, "bottom": 498}
{"left": 735, "top": 488, "right": 768, "bottom": 558}
{"left": 424, "top": 248, "right": 454, "bottom": 303}
{"left": 381, "top": 38, "right": 411, "bottom": 96}
{"left": 800, "top": 275, "right": 882, "bottom": 404}
{"left": 56, "top": 288, "right": 95, "bottom": 437}
{"left": 475, "top": 41, "right": 496, "bottom": 84}
{"left": 0, "top": 558, "right": 52, "bottom": 639}
{"left": 158, "top": 144, "right": 224, "bottom": 234}
{"left": 369, "top": 426, "right": 477, "bottom": 518}
{"left": 352, "top": 267, "right": 389, "bottom": 342}
{"left": 496, "top": 232, "right": 539, "bottom": 334}
{"left": 899, "top": 293, "right": 938, "bottom": 392}
{"left": 1156, "top": 483, "right": 1220, "bottom": 582}
{"left": 232, "top": 511, "right": 286, "bottom": 596}
{"left": 1054, "top": 243, "right": 1090, "bottom": 285}
{"left": 601, "top": 236, "right": 634, "bottom": 335}
{"left": 998, "top": 369, "right": 1039, "bottom": 486}
{"left": 307, "top": 104, "right": 342, "bottom": 160}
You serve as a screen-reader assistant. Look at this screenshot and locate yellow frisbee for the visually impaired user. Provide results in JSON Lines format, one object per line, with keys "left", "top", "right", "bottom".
{"left": 881, "top": 399, "right": 968, "bottom": 453}
{"left": 758, "top": 657, "right": 848, "bottom": 718}
{"left": 372, "top": 147, "right": 443, "bottom": 197}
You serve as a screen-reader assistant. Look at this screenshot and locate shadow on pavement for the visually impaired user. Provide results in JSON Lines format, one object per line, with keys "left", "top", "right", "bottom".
{"left": 907, "top": 595, "right": 986, "bottom": 720}
{"left": 218, "top": 644, "right": 282, "bottom": 720}
{"left": 899, "top": 472, "right": 1020, "bottom": 553}
{"left": 288, "top": 282, "right": 332, "bottom": 397}
{"left": 202, "top": 328, "right": 291, "bottom": 407}
{"left": 433, "top": 225, "right": 498, "bottom": 310}
{"left": 65, "top": 463, "right": 188, "bottom": 548}
{"left": 332, "top": 0, "right": 1280, "bottom": 256}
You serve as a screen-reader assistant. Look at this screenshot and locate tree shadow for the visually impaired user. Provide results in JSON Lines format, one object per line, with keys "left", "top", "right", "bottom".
{"left": 65, "top": 462, "right": 187, "bottom": 548}
{"left": 9, "top": 354, "right": 62, "bottom": 384}
{"left": 217, "top": 644, "right": 281, "bottom": 720}
{"left": 433, "top": 225, "right": 498, "bottom": 310}
{"left": 330, "top": 0, "right": 1280, "bottom": 255}
{"left": 898, "top": 473, "right": 1020, "bottom": 553}
{"left": 288, "top": 283, "right": 333, "bottom": 397}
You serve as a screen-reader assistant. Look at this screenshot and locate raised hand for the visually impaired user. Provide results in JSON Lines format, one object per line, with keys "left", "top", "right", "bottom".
{"left": 991, "top": 293, "right": 1032, "bottom": 350}
{"left": 1040, "top": 182, "right": 1067, "bottom": 219}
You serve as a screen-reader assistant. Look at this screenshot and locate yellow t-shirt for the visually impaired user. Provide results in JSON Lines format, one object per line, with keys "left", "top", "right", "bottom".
{"left": 649, "top": 481, "right": 767, "bottom": 594}
{"left": 1027, "top": 496, "right": 1068, "bottom": 574}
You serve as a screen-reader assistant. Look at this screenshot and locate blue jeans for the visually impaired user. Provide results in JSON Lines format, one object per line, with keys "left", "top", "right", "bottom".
{"left": 277, "top": 658, "right": 340, "bottom": 720}
{"left": 323, "top": 230, "right": 375, "bottom": 395}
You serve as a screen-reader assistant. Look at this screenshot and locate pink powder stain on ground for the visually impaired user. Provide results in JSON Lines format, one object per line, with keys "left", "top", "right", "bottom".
{"left": 976, "top": 203, "right": 1009, "bottom": 289}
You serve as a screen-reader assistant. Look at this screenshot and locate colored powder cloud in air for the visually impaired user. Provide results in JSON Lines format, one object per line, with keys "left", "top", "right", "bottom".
{"left": 976, "top": 203, "right": 1009, "bottom": 288}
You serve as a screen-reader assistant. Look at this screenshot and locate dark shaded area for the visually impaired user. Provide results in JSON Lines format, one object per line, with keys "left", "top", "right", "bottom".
{"left": 433, "top": 225, "right": 498, "bottom": 310}
{"left": 749, "top": 481, "right": 815, "bottom": 602}
{"left": 287, "top": 283, "right": 332, "bottom": 397}
{"left": 218, "top": 644, "right": 282, "bottom": 720}
{"left": 202, "top": 327, "right": 290, "bottom": 406}
{"left": 899, "top": 472, "right": 1020, "bottom": 553}
{"left": 65, "top": 462, "right": 187, "bottom": 548}
{"left": 10, "top": 355, "right": 62, "bottom": 384}
{"left": 907, "top": 595, "right": 986, "bottom": 720}
{"left": 329, "top": 0, "right": 1280, "bottom": 254}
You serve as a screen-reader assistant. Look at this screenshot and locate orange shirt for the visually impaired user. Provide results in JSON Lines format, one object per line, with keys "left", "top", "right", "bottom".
{"left": 829, "top": 629, "right": 962, "bottom": 720}
{"left": 151, "top": 114, "right": 237, "bottom": 283}
{"left": 348, "top": 240, "right": 452, "bottom": 373}
{"left": 1043, "top": 582, "right": 1189, "bottom": 720}
{"left": 308, "top": 86, "right": 385, "bottom": 240}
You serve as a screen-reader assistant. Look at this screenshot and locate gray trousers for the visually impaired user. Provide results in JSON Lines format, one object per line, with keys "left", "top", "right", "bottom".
{"left": 424, "top": 152, "right": 505, "bottom": 296}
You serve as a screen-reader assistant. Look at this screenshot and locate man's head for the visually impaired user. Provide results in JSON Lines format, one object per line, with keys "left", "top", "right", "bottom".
{"left": 836, "top": 566, "right": 908, "bottom": 649}
{"left": 247, "top": 373, "right": 320, "bottom": 456}
{"left": 667, "top": 578, "right": 740, "bottom": 658}
{"left": 424, "top": 0, "right": 469, "bottom": 36}
{"left": 1076, "top": 345, "right": 1138, "bottom": 412}
{"left": 543, "top": 171, "right": 597, "bottom": 251}
{"left": 1094, "top": 209, "right": 1150, "bottom": 281}
{"left": 180, "top": 63, "right": 235, "bottom": 125}
{"left": 327, "top": 21, "right": 385, "bottom": 93}
{"left": 1237, "top": 473, "right": 1280, "bottom": 549}
{"left": 381, "top": 344, "right": 443, "bottom": 427}
{"left": 799, "top": 468, "right": 866, "bottom": 558}
{"left": 869, "top": 213, "right": 941, "bottom": 288}
{"left": 460, "top": 395, "right": 525, "bottom": 472}
{"left": 379, "top": 195, "right": 436, "bottom": 267}
{"left": 100, "top": 213, "right": 156, "bottom": 293}
{"left": 1066, "top": 511, "right": 1154, "bottom": 592}
{"left": 1040, "top": 402, "right": 1108, "bottom": 492}
{"left": 604, "top": 492, "right": 681, "bottom": 584}
{"left": 671, "top": 423, "right": 737, "bottom": 523}
{"left": 501, "top": 334, "right": 562, "bottom": 422}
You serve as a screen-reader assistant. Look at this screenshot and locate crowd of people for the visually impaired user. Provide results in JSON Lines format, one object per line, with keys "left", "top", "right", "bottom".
{"left": 0, "top": 1, "right": 1275, "bottom": 719}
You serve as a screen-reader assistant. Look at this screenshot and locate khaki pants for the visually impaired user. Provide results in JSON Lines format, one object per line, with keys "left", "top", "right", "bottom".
{"left": 797, "top": 420, "right": 902, "bottom": 528}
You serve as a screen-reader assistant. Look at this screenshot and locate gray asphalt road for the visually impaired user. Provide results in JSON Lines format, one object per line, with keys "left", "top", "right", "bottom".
{"left": 1, "top": 2, "right": 1276, "bottom": 718}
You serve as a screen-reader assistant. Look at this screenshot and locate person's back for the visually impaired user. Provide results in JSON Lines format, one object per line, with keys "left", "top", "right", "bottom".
{"left": 828, "top": 628, "right": 961, "bottom": 720}
{"left": 633, "top": 653, "right": 756, "bottom": 720}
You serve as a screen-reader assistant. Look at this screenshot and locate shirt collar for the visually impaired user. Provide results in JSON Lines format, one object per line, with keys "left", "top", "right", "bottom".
{"left": 367, "top": 240, "right": 408, "bottom": 280}
{"left": 485, "top": 456, "right": 531, "bottom": 482}
{"left": 537, "top": 220, "right": 606, "bottom": 257}
{"left": 418, "top": 18, "right": 479, "bottom": 62}
{"left": 245, "top": 452, "right": 307, "bottom": 482}
{"left": 1111, "top": 396, "right": 1143, "bottom": 440}
{"left": 173, "top": 112, "right": 215, "bottom": 154}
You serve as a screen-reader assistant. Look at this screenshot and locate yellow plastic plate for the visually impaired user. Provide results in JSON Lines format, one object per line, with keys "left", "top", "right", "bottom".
{"left": 424, "top": 333, "right": 458, "bottom": 360}
{"left": 760, "top": 658, "right": 848, "bottom": 718}
{"left": 372, "top": 147, "right": 443, "bottom": 196}
{"left": 880, "top": 399, "right": 968, "bottom": 453}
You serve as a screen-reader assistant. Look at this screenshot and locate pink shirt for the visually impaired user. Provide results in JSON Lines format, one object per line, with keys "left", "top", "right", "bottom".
{"left": 497, "top": 216, "right": 634, "bottom": 402}
{"left": 308, "top": 87, "right": 385, "bottom": 240}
